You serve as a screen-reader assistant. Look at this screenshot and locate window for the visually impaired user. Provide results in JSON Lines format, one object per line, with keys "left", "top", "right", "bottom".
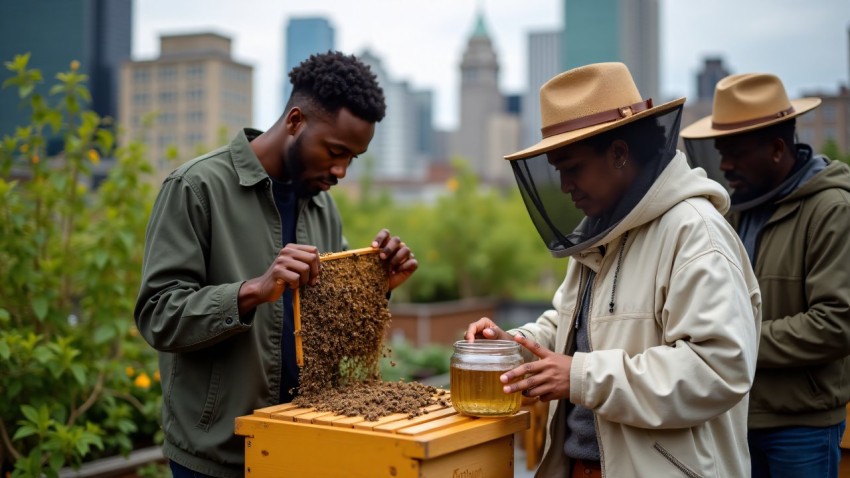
{"left": 186, "top": 132, "right": 205, "bottom": 144}
{"left": 187, "top": 88, "right": 204, "bottom": 101}
{"left": 158, "top": 112, "right": 177, "bottom": 125}
{"left": 159, "top": 91, "right": 177, "bottom": 104}
{"left": 187, "top": 111, "right": 205, "bottom": 123}
{"left": 821, "top": 104, "right": 836, "bottom": 122}
{"left": 133, "top": 68, "right": 149, "bottom": 83}
{"left": 133, "top": 92, "right": 150, "bottom": 106}
{"left": 159, "top": 66, "right": 177, "bottom": 82}
{"left": 187, "top": 64, "right": 205, "bottom": 80}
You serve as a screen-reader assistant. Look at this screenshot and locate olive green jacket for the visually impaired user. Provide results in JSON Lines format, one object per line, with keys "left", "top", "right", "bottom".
{"left": 134, "top": 129, "right": 345, "bottom": 478}
{"left": 730, "top": 159, "right": 850, "bottom": 429}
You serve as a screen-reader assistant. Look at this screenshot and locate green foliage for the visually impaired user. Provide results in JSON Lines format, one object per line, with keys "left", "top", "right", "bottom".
{"left": 334, "top": 159, "right": 563, "bottom": 302}
{"left": 380, "top": 340, "right": 452, "bottom": 382}
{"left": 822, "top": 138, "right": 850, "bottom": 165}
{"left": 0, "top": 54, "right": 160, "bottom": 476}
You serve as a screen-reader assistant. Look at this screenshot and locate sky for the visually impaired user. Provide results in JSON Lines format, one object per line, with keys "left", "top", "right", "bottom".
{"left": 133, "top": 0, "right": 850, "bottom": 131}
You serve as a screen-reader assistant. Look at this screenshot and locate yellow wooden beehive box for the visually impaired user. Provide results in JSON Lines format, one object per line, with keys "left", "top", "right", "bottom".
{"left": 234, "top": 399, "right": 529, "bottom": 478}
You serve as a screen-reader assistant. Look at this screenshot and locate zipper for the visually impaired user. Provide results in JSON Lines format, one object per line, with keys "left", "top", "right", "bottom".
{"left": 653, "top": 442, "right": 703, "bottom": 478}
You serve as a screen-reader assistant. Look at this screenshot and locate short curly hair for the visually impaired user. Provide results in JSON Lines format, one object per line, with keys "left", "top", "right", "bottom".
{"left": 286, "top": 51, "right": 386, "bottom": 123}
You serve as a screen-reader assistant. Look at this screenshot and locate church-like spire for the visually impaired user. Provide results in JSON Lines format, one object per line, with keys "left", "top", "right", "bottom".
{"left": 471, "top": 9, "right": 489, "bottom": 38}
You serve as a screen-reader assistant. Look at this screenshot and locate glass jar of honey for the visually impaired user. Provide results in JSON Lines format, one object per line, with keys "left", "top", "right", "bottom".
{"left": 450, "top": 339, "right": 523, "bottom": 417}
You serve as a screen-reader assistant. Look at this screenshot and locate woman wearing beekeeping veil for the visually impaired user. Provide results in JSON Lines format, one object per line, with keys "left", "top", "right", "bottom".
{"left": 465, "top": 62, "right": 761, "bottom": 478}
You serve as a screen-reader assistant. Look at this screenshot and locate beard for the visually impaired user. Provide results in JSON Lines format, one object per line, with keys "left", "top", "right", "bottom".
{"left": 285, "top": 136, "right": 320, "bottom": 198}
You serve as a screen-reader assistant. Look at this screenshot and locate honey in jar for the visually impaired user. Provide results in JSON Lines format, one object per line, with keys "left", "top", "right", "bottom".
{"left": 450, "top": 339, "right": 523, "bottom": 417}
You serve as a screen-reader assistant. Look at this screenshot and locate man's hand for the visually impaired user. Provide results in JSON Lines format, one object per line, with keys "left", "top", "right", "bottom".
{"left": 500, "top": 334, "right": 572, "bottom": 402}
{"left": 238, "top": 244, "right": 320, "bottom": 315}
{"left": 372, "top": 229, "right": 418, "bottom": 291}
{"left": 464, "top": 317, "right": 515, "bottom": 342}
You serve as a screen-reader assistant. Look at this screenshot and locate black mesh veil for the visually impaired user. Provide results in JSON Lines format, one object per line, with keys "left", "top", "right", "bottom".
{"left": 684, "top": 138, "right": 732, "bottom": 196}
{"left": 511, "top": 106, "right": 684, "bottom": 258}
{"left": 684, "top": 133, "right": 811, "bottom": 212}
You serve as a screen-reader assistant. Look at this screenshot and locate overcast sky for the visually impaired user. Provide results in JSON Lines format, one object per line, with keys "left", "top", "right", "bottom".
{"left": 133, "top": 0, "right": 850, "bottom": 131}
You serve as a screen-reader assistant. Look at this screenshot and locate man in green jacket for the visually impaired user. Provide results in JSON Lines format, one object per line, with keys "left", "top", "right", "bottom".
{"left": 682, "top": 73, "right": 850, "bottom": 478}
{"left": 134, "top": 52, "right": 418, "bottom": 478}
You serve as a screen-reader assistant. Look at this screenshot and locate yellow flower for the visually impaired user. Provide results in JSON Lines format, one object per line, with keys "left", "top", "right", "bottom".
{"left": 31, "top": 155, "right": 39, "bottom": 165}
{"left": 154, "top": 370, "right": 161, "bottom": 382}
{"left": 87, "top": 149, "right": 100, "bottom": 165}
{"left": 446, "top": 177, "right": 459, "bottom": 192}
{"left": 134, "top": 372, "right": 151, "bottom": 389}
{"left": 129, "top": 326, "right": 138, "bottom": 337}
{"left": 125, "top": 366, "right": 135, "bottom": 377}
{"left": 19, "top": 144, "right": 29, "bottom": 153}
{"left": 70, "top": 60, "right": 80, "bottom": 71}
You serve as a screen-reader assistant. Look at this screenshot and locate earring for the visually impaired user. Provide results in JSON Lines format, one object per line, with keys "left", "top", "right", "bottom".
{"left": 614, "top": 156, "right": 628, "bottom": 169}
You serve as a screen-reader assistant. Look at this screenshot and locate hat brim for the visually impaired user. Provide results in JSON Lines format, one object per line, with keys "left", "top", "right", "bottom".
{"left": 505, "top": 97, "right": 686, "bottom": 161}
{"left": 680, "top": 97, "right": 821, "bottom": 139}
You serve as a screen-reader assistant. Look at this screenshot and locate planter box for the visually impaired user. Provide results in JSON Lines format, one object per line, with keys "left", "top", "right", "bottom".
{"left": 235, "top": 400, "right": 529, "bottom": 478}
{"left": 58, "top": 446, "right": 164, "bottom": 478}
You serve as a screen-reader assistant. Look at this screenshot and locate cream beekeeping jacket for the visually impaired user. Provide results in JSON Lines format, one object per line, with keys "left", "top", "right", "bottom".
{"left": 516, "top": 152, "right": 762, "bottom": 478}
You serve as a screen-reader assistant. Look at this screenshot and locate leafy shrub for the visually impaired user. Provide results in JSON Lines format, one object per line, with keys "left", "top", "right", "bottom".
{"left": 0, "top": 54, "right": 160, "bottom": 478}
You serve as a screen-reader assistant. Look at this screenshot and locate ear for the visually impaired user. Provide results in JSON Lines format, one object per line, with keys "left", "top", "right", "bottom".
{"left": 285, "top": 106, "right": 305, "bottom": 135}
{"left": 609, "top": 139, "right": 630, "bottom": 164}
{"left": 770, "top": 137, "right": 786, "bottom": 163}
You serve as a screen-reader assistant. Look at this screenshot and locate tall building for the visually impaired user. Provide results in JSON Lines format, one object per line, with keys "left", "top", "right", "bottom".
{"left": 797, "top": 85, "right": 850, "bottom": 154}
{"left": 282, "top": 17, "right": 335, "bottom": 108}
{"left": 355, "top": 50, "right": 431, "bottom": 181}
{"left": 562, "top": 0, "right": 659, "bottom": 101}
{"left": 0, "top": 0, "right": 132, "bottom": 138}
{"left": 696, "top": 57, "right": 731, "bottom": 101}
{"left": 119, "top": 32, "right": 253, "bottom": 182}
{"left": 487, "top": 95, "right": 522, "bottom": 187}
{"left": 522, "top": 30, "right": 563, "bottom": 149}
{"left": 453, "top": 11, "right": 504, "bottom": 181}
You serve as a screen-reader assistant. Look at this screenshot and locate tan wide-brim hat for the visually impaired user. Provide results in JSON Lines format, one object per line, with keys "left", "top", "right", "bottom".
{"left": 506, "top": 62, "right": 685, "bottom": 160}
{"left": 680, "top": 73, "right": 821, "bottom": 139}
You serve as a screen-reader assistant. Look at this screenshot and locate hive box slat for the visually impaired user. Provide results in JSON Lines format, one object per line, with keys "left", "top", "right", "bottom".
{"left": 396, "top": 413, "right": 473, "bottom": 436}
{"left": 251, "top": 403, "right": 298, "bottom": 418}
{"left": 294, "top": 410, "right": 338, "bottom": 424}
{"left": 269, "top": 407, "right": 316, "bottom": 422}
{"left": 235, "top": 393, "right": 529, "bottom": 478}
{"left": 352, "top": 412, "right": 410, "bottom": 431}
{"left": 331, "top": 415, "right": 366, "bottom": 428}
{"left": 372, "top": 406, "right": 456, "bottom": 433}
{"left": 312, "top": 413, "right": 355, "bottom": 426}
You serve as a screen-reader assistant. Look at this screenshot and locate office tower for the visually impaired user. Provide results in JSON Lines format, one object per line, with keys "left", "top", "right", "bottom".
{"left": 696, "top": 57, "right": 731, "bottom": 101}
{"left": 453, "top": 11, "right": 504, "bottom": 181}
{"left": 0, "top": 0, "right": 132, "bottom": 138}
{"left": 356, "top": 50, "right": 431, "bottom": 181}
{"left": 119, "top": 33, "right": 253, "bottom": 182}
{"left": 562, "top": 0, "right": 659, "bottom": 101}
{"left": 522, "top": 30, "right": 563, "bottom": 149}
{"left": 797, "top": 85, "right": 850, "bottom": 154}
{"left": 283, "top": 17, "right": 335, "bottom": 108}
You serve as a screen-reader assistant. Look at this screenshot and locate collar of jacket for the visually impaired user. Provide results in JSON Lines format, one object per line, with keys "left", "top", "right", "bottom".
{"left": 229, "top": 128, "right": 328, "bottom": 209}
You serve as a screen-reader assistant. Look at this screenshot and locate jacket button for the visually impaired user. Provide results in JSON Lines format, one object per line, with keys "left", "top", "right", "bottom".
{"left": 225, "top": 317, "right": 233, "bottom": 325}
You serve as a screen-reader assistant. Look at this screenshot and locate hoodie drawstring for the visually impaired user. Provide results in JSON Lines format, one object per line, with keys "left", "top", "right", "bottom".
{"left": 609, "top": 231, "right": 629, "bottom": 313}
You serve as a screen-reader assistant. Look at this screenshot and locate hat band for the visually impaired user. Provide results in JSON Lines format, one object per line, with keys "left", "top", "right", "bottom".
{"left": 541, "top": 99, "right": 653, "bottom": 139}
{"left": 711, "top": 106, "right": 796, "bottom": 131}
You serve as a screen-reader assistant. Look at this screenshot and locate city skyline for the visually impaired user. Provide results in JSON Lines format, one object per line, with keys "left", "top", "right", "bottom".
{"left": 130, "top": 1, "right": 849, "bottom": 133}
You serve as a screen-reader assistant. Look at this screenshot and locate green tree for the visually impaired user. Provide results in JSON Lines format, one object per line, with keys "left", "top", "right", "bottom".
{"left": 333, "top": 159, "right": 562, "bottom": 303}
{"left": 0, "top": 54, "right": 160, "bottom": 477}
{"left": 822, "top": 138, "right": 850, "bottom": 165}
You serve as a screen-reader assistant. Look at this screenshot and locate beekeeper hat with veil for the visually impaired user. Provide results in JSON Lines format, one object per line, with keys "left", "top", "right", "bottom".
{"left": 506, "top": 62, "right": 686, "bottom": 257}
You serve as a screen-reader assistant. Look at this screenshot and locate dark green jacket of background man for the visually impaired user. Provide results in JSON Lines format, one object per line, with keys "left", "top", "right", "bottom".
{"left": 730, "top": 159, "right": 850, "bottom": 429}
{"left": 134, "top": 129, "right": 345, "bottom": 478}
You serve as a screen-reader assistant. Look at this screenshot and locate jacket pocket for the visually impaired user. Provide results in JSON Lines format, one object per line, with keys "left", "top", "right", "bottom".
{"left": 653, "top": 442, "right": 703, "bottom": 478}
{"left": 195, "top": 357, "right": 222, "bottom": 431}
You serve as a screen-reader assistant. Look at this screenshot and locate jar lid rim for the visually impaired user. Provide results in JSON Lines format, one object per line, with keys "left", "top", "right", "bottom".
{"left": 453, "top": 339, "right": 520, "bottom": 350}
